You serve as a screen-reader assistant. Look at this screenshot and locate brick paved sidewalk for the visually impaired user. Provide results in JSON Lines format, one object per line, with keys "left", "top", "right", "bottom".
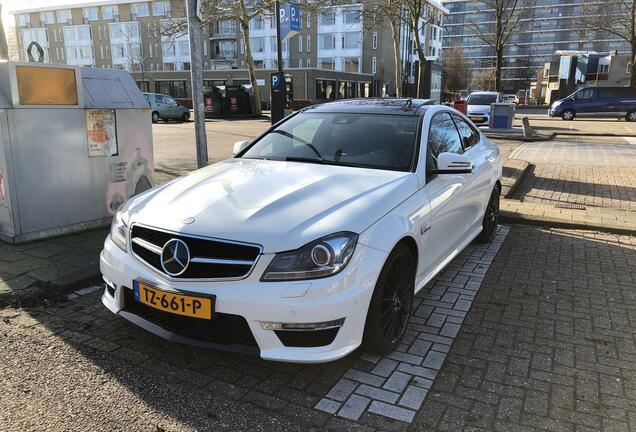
{"left": 413, "top": 226, "right": 636, "bottom": 431}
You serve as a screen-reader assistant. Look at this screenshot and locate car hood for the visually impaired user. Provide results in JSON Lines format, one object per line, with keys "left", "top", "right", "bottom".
{"left": 467, "top": 104, "right": 491, "bottom": 114}
{"left": 124, "top": 158, "right": 418, "bottom": 252}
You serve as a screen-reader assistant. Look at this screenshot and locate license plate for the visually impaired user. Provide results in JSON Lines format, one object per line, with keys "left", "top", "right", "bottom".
{"left": 471, "top": 116, "right": 485, "bottom": 122}
{"left": 133, "top": 281, "right": 214, "bottom": 319}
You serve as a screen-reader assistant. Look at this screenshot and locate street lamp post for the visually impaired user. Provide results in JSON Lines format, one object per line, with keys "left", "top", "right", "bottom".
{"left": 185, "top": 0, "right": 209, "bottom": 169}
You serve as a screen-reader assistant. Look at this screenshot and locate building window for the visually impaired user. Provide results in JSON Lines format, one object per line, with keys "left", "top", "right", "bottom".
{"left": 372, "top": 31, "right": 377, "bottom": 49}
{"left": 306, "top": 58, "right": 310, "bottom": 68}
{"left": 131, "top": 2, "right": 150, "bottom": 18}
{"left": 343, "top": 32, "right": 360, "bottom": 49}
{"left": 40, "top": 11, "right": 55, "bottom": 25}
{"left": 240, "top": 39, "right": 244, "bottom": 54}
{"left": 20, "top": 28, "right": 50, "bottom": 62}
{"left": 299, "top": 58, "right": 303, "bottom": 68}
{"left": 152, "top": 1, "right": 171, "bottom": 17}
{"left": 316, "top": 79, "right": 336, "bottom": 99}
{"left": 306, "top": 34, "right": 310, "bottom": 52}
{"left": 298, "top": 35, "right": 303, "bottom": 52}
{"left": 17, "top": 14, "right": 30, "bottom": 27}
{"left": 155, "top": 80, "right": 187, "bottom": 98}
{"left": 343, "top": 9, "right": 361, "bottom": 24}
{"left": 318, "top": 34, "right": 335, "bottom": 50}
{"left": 306, "top": 12, "right": 311, "bottom": 28}
{"left": 319, "top": 11, "right": 335, "bottom": 26}
{"left": 372, "top": 56, "right": 377, "bottom": 74}
{"left": 102, "top": 5, "right": 119, "bottom": 20}
{"left": 83, "top": 7, "right": 99, "bottom": 22}
{"left": 56, "top": 10, "right": 72, "bottom": 24}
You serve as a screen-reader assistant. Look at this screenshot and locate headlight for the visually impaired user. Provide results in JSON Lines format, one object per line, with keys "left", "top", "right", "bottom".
{"left": 261, "top": 232, "right": 358, "bottom": 281}
{"left": 110, "top": 211, "right": 129, "bottom": 252}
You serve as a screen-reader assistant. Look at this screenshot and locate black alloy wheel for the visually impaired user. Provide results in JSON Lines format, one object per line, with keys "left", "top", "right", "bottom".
{"left": 364, "top": 243, "right": 415, "bottom": 354}
{"left": 475, "top": 185, "right": 500, "bottom": 244}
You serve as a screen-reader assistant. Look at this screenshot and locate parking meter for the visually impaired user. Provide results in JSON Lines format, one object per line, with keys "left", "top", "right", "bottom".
{"left": 270, "top": 72, "right": 285, "bottom": 124}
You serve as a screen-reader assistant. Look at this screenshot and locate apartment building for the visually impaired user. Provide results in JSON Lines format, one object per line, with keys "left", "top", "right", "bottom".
{"left": 442, "top": 0, "right": 631, "bottom": 91}
{"left": 10, "top": 0, "right": 446, "bottom": 101}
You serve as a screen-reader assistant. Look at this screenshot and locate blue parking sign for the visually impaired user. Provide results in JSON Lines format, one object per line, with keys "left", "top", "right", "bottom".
{"left": 280, "top": 4, "right": 300, "bottom": 41}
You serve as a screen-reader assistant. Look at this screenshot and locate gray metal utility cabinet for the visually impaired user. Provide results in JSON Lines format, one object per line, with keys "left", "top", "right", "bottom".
{"left": 0, "top": 62, "right": 154, "bottom": 243}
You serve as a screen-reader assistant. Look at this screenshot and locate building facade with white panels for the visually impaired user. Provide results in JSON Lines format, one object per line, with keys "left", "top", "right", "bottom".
{"left": 442, "top": 0, "right": 631, "bottom": 91}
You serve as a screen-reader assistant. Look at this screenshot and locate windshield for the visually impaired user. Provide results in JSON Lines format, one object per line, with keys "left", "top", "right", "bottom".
{"left": 467, "top": 94, "right": 498, "bottom": 105}
{"left": 241, "top": 112, "right": 419, "bottom": 171}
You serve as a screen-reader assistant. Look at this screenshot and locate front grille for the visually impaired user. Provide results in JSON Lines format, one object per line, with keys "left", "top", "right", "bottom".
{"left": 123, "top": 288, "right": 258, "bottom": 349}
{"left": 130, "top": 225, "right": 261, "bottom": 279}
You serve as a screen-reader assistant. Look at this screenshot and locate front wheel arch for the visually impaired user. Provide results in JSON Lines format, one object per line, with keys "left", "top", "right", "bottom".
{"left": 363, "top": 241, "right": 416, "bottom": 354}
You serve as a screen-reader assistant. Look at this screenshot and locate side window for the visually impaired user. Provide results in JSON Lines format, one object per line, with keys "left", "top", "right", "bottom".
{"left": 575, "top": 88, "right": 594, "bottom": 100}
{"left": 428, "top": 112, "right": 464, "bottom": 166}
{"left": 155, "top": 95, "right": 165, "bottom": 104}
{"left": 452, "top": 114, "right": 480, "bottom": 149}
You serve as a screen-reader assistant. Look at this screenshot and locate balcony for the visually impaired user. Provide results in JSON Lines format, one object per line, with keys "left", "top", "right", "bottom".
{"left": 211, "top": 30, "right": 237, "bottom": 40}
{"left": 211, "top": 51, "right": 237, "bottom": 60}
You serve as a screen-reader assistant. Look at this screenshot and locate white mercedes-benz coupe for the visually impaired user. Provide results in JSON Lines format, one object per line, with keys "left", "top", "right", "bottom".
{"left": 101, "top": 99, "right": 501, "bottom": 363}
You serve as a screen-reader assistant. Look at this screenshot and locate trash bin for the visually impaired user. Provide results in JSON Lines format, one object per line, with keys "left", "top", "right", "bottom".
{"left": 489, "top": 103, "right": 516, "bottom": 129}
{"left": 453, "top": 100, "right": 467, "bottom": 114}
{"left": 204, "top": 84, "right": 257, "bottom": 118}
{"left": 0, "top": 62, "right": 154, "bottom": 243}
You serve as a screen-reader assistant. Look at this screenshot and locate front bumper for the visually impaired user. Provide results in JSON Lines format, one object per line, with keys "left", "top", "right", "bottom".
{"left": 100, "top": 236, "right": 388, "bottom": 363}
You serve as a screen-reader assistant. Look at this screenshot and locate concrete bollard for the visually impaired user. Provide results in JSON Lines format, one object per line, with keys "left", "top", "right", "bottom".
{"left": 521, "top": 116, "right": 533, "bottom": 138}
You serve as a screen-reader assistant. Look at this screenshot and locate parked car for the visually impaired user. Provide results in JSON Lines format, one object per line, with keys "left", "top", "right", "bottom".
{"left": 142, "top": 92, "right": 191, "bottom": 123}
{"left": 503, "top": 94, "right": 519, "bottom": 104}
{"left": 101, "top": 99, "right": 502, "bottom": 363}
{"left": 466, "top": 91, "right": 504, "bottom": 125}
{"left": 548, "top": 86, "right": 636, "bottom": 121}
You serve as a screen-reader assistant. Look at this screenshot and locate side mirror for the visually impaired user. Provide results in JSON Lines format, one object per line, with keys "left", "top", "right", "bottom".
{"left": 232, "top": 140, "right": 251, "bottom": 156}
{"left": 433, "top": 152, "right": 472, "bottom": 174}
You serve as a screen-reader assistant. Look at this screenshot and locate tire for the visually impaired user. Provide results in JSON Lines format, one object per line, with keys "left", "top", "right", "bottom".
{"left": 363, "top": 243, "right": 415, "bottom": 355}
{"left": 475, "top": 185, "right": 500, "bottom": 244}
{"left": 626, "top": 110, "right": 636, "bottom": 122}
{"left": 181, "top": 112, "right": 190, "bottom": 122}
{"left": 151, "top": 111, "right": 160, "bottom": 123}
{"left": 561, "top": 109, "right": 575, "bottom": 121}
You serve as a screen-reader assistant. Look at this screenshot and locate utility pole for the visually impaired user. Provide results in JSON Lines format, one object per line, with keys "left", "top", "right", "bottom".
{"left": 275, "top": 1, "right": 283, "bottom": 74}
{"left": 185, "top": 0, "right": 208, "bottom": 169}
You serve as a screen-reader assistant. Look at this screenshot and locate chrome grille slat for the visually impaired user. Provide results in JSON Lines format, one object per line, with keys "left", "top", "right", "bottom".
{"left": 132, "top": 237, "right": 163, "bottom": 255}
{"left": 130, "top": 224, "right": 262, "bottom": 280}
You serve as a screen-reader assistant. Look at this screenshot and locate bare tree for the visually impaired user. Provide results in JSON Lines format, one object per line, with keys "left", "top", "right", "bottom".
{"left": 443, "top": 44, "right": 470, "bottom": 94}
{"left": 402, "top": 0, "right": 442, "bottom": 97}
{"left": 582, "top": 0, "right": 636, "bottom": 86}
{"left": 360, "top": 0, "right": 404, "bottom": 96}
{"left": 467, "top": 0, "right": 536, "bottom": 92}
{"left": 471, "top": 68, "right": 496, "bottom": 90}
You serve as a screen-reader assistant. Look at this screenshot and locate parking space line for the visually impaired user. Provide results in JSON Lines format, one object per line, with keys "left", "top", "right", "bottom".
{"left": 315, "top": 226, "right": 511, "bottom": 424}
{"left": 625, "top": 126, "right": 634, "bottom": 134}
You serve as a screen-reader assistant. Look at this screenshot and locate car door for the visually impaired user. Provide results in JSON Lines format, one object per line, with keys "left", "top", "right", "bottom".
{"left": 421, "top": 111, "right": 472, "bottom": 274}
{"left": 164, "top": 96, "right": 180, "bottom": 119}
{"left": 575, "top": 88, "right": 601, "bottom": 115}
{"left": 452, "top": 113, "right": 492, "bottom": 232}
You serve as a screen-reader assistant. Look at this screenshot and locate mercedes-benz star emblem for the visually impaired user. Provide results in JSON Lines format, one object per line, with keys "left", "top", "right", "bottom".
{"left": 161, "top": 239, "right": 190, "bottom": 276}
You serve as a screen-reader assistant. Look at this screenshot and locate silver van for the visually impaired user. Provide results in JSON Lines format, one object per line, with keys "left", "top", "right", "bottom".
{"left": 142, "top": 92, "right": 190, "bottom": 123}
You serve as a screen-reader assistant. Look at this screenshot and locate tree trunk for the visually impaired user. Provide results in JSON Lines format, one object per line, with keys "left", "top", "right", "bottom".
{"left": 389, "top": 18, "right": 401, "bottom": 97}
{"left": 411, "top": 23, "right": 427, "bottom": 98}
{"left": 495, "top": 45, "right": 503, "bottom": 92}
{"left": 631, "top": 38, "right": 636, "bottom": 87}
{"left": 239, "top": 3, "right": 262, "bottom": 116}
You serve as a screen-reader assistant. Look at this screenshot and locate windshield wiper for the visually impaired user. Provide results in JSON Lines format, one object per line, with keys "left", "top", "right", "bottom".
{"left": 281, "top": 156, "right": 327, "bottom": 164}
